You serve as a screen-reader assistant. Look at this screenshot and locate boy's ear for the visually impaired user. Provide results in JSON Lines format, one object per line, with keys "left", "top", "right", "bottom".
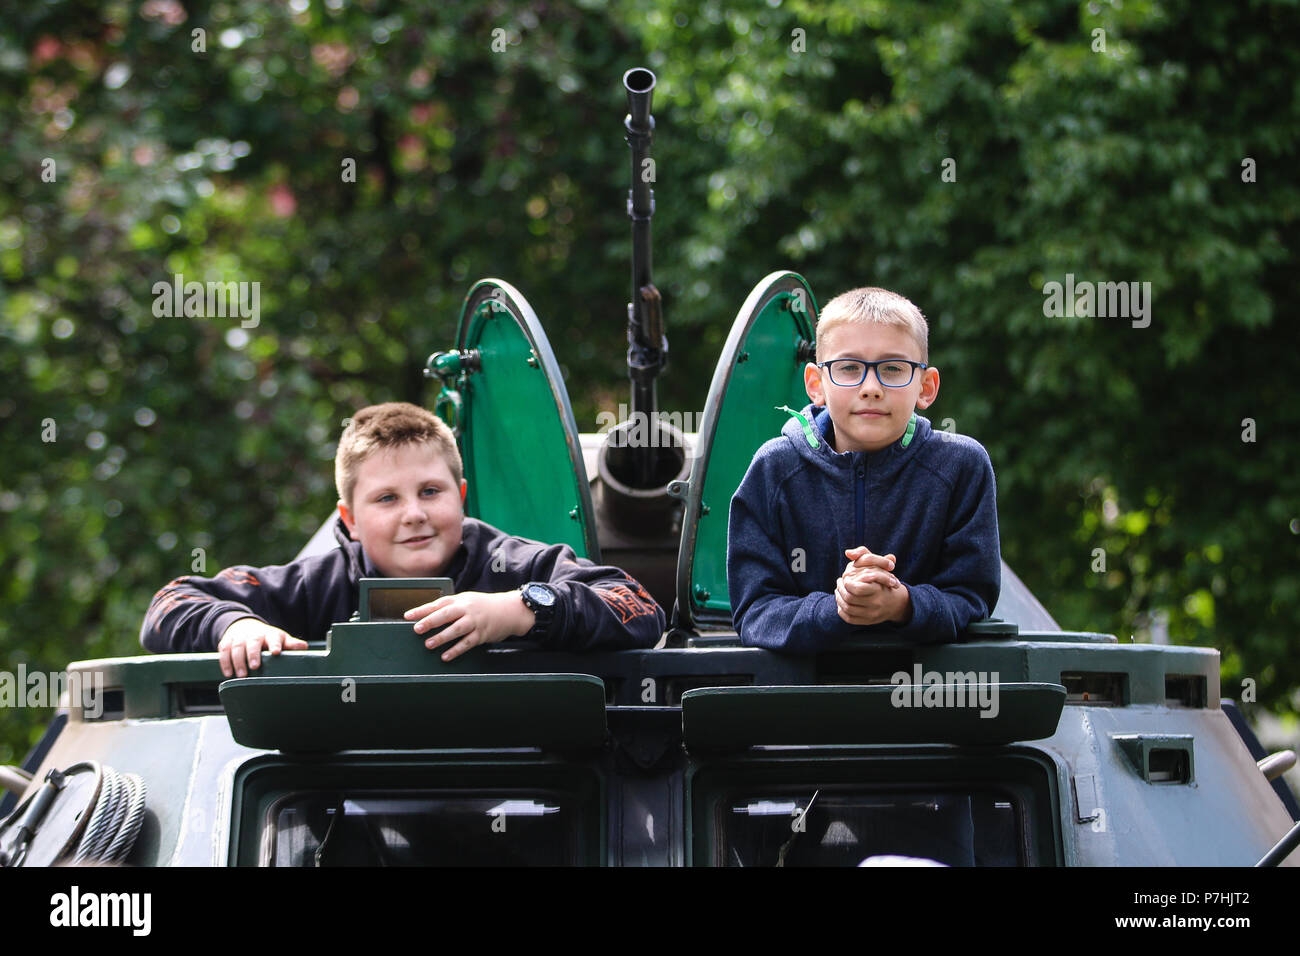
{"left": 337, "top": 500, "right": 359, "bottom": 540}
{"left": 459, "top": 479, "right": 468, "bottom": 505}
{"left": 804, "top": 363, "right": 826, "bottom": 405}
{"left": 915, "top": 366, "right": 941, "bottom": 410}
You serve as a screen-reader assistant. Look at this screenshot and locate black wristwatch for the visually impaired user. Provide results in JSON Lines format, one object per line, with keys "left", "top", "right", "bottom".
{"left": 519, "top": 582, "right": 558, "bottom": 638}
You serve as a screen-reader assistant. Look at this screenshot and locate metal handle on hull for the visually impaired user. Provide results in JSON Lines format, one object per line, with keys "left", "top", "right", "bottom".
{"left": 1258, "top": 749, "right": 1297, "bottom": 781}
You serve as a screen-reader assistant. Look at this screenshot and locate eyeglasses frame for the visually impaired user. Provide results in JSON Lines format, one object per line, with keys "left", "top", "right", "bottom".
{"left": 815, "top": 358, "right": 930, "bottom": 389}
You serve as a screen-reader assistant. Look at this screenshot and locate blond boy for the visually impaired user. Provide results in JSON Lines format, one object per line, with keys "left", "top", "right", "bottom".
{"left": 727, "top": 287, "right": 1000, "bottom": 651}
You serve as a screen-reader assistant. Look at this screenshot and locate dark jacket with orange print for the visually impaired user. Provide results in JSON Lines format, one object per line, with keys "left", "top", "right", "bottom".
{"left": 139, "top": 516, "right": 664, "bottom": 653}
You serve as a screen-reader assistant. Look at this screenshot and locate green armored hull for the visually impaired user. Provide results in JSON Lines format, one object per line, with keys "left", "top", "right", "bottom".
{"left": 9, "top": 609, "right": 1297, "bottom": 866}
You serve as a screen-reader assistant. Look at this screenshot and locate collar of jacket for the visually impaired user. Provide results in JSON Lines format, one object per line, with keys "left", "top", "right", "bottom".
{"left": 778, "top": 403, "right": 929, "bottom": 474}
{"left": 332, "top": 514, "right": 374, "bottom": 581}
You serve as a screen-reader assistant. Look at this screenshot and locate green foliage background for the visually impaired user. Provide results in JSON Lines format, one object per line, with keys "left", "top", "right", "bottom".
{"left": 1, "top": 0, "right": 1297, "bottom": 763}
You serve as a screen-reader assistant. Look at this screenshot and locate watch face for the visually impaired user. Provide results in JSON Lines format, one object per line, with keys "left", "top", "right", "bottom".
{"left": 525, "top": 584, "right": 557, "bottom": 608}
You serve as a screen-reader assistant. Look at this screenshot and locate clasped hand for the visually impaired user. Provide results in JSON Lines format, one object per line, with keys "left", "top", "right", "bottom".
{"left": 835, "top": 546, "right": 911, "bottom": 626}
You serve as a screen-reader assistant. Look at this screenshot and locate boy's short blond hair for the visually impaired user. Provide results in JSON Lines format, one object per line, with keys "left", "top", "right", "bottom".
{"left": 335, "top": 402, "right": 463, "bottom": 507}
{"left": 815, "top": 287, "right": 929, "bottom": 363}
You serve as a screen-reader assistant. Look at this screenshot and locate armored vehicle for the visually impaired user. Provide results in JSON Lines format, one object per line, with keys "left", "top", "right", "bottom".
{"left": 2, "top": 69, "right": 1297, "bottom": 869}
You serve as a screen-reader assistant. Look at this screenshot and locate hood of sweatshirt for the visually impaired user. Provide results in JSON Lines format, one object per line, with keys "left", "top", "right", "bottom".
{"left": 331, "top": 515, "right": 377, "bottom": 582}
{"left": 779, "top": 402, "right": 932, "bottom": 479}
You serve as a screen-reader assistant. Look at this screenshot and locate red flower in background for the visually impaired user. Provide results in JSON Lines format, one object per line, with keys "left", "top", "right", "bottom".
{"left": 269, "top": 183, "right": 296, "bottom": 218}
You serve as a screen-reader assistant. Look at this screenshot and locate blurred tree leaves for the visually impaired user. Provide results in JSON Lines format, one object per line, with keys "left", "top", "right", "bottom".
{"left": 0, "top": 0, "right": 1297, "bottom": 762}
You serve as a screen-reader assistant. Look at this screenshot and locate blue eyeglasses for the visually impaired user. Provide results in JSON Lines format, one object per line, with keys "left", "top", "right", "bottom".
{"left": 817, "top": 358, "right": 928, "bottom": 388}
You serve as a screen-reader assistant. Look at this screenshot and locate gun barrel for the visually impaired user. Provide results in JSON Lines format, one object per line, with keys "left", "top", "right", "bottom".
{"left": 623, "top": 69, "right": 662, "bottom": 424}
{"left": 594, "top": 68, "right": 685, "bottom": 597}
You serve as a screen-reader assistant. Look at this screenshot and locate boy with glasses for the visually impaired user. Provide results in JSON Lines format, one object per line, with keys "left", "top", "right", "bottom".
{"left": 727, "top": 287, "right": 1000, "bottom": 651}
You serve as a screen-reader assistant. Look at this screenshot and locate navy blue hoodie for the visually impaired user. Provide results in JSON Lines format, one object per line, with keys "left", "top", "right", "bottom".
{"left": 727, "top": 404, "right": 1000, "bottom": 652}
{"left": 140, "top": 515, "right": 664, "bottom": 653}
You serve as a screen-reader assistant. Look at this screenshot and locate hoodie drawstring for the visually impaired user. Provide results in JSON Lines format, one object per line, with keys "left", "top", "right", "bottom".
{"left": 901, "top": 412, "right": 918, "bottom": 449}
{"left": 777, "top": 405, "right": 820, "bottom": 449}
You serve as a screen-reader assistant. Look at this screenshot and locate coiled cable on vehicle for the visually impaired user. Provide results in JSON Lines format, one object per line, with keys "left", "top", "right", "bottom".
{"left": 71, "top": 765, "right": 147, "bottom": 866}
{"left": 1, "top": 761, "right": 147, "bottom": 867}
